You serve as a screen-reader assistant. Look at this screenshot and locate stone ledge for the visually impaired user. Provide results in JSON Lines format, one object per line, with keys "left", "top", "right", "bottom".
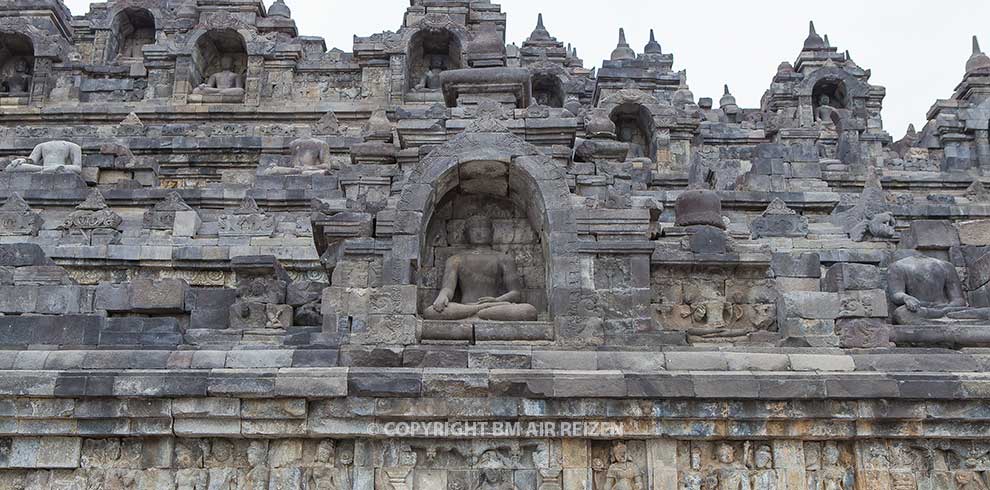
{"left": 1, "top": 348, "right": 985, "bottom": 373}
{"left": 3, "top": 397, "right": 990, "bottom": 440}
{"left": 0, "top": 369, "right": 989, "bottom": 401}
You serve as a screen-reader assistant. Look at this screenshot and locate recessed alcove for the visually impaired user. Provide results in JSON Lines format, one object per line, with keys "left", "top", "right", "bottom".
{"left": 610, "top": 103, "right": 654, "bottom": 161}
{"left": 407, "top": 28, "right": 462, "bottom": 92}
{"left": 0, "top": 32, "right": 34, "bottom": 98}
{"left": 418, "top": 159, "right": 548, "bottom": 319}
{"left": 531, "top": 74, "right": 564, "bottom": 108}
{"left": 110, "top": 8, "right": 156, "bottom": 61}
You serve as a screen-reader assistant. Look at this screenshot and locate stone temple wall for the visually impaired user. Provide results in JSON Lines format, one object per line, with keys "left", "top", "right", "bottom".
{"left": 2, "top": 0, "right": 990, "bottom": 488}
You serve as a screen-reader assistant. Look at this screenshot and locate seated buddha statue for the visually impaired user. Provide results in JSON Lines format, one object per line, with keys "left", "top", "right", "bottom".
{"left": 887, "top": 254, "right": 990, "bottom": 324}
{"left": 5, "top": 140, "right": 82, "bottom": 174}
{"left": 0, "top": 59, "right": 32, "bottom": 95}
{"left": 191, "top": 56, "right": 244, "bottom": 98}
{"left": 423, "top": 215, "right": 539, "bottom": 322}
{"left": 414, "top": 55, "right": 446, "bottom": 92}
{"left": 260, "top": 137, "right": 332, "bottom": 176}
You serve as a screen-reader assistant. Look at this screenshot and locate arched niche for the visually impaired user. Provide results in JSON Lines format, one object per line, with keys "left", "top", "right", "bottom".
{"left": 610, "top": 103, "right": 655, "bottom": 161}
{"left": 392, "top": 128, "right": 576, "bottom": 319}
{"left": 407, "top": 28, "right": 463, "bottom": 92}
{"left": 110, "top": 7, "right": 156, "bottom": 61}
{"left": 812, "top": 78, "right": 847, "bottom": 111}
{"left": 420, "top": 174, "right": 548, "bottom": 316}
{"left": 0, "top": 31, "right": 34, "bottom": 96}
{"left": 192, "top": 29, "right": 247, "bottom": 88}
{"left": 531, "top": 73, "right": 564, "bottom": 108}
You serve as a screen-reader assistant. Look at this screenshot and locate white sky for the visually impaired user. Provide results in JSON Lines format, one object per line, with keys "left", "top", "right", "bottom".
{"left": 62, "top": 0, "right": 990, "bottom": 139}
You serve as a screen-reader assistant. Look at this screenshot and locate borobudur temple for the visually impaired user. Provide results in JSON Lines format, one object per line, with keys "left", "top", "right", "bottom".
{"left": 0, "top": 0, "right": 989, "bottom": 488}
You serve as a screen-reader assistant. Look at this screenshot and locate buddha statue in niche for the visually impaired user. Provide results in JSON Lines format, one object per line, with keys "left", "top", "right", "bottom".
{"left": 815, "top": 95, "right": 839, "bottom": 124}
{"left": 5, "top": 140, "right": 82, "bottom": 174}
{"left": 192, "top": 55, "right": 244, "bottom": 97}
{"left": 886, "top": 254, "right": 990, "bottom": 324}
{"left": 261, "top": 137, "right": 331, "bottom": 175}
{"left": 423, "top": 214, "right": 538, "bottom": 322}
{"left": 414, "top": 55, "right": 446, "bottom": 91}
{"left": 0, "top": 59, "right": 31, "bottom": 95}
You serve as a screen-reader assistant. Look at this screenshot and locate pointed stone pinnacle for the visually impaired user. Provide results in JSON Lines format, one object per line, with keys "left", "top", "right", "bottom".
{"left": 975, "top": 35, "right": 983, "bottom": 55}
{"left": 610, "top": 28, "right": 636, "bottom": 61}
{"left": 536, "top": 13, "right": 545, "bottom": 30}
{"left": 809, "top": 21, "right": 817, "bottom": 36}
{"left": 824, "top": 34, "right": 831, "bottom": 47}
{"left": 645, "top": 28, "right": 662, "bottom": 54}
{"left": 724, "top": 84, "right": 731, "bottom": 95}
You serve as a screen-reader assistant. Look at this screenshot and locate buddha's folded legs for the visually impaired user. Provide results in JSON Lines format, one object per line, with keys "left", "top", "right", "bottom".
{"left": 422, "top": 302, "right": 538, "bottom": 321}
{"left": 477, "top": 303, "right": 539, "bottom": 322}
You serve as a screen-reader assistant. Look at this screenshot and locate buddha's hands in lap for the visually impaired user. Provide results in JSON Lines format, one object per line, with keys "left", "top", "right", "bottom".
{"left": 477, "top": 297, "right": 499, "bottom": 304}
{"left": 431, "top": 293, "right": 450, "bottom": 313}
{"left": 904, "top": 296, "right": 921, "bottom": 312}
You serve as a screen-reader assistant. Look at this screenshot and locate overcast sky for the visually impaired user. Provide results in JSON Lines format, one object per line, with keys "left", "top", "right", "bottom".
{"left": 63, "top": 0, "right": 990, "bottom": 138}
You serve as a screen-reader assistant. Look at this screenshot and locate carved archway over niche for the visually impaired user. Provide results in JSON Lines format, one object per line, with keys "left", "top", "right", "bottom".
{"left": 109, "top": 7, "right": 156, "bottom": 61}
{"left": 191, "top": 29, "right": 247, "bottom": 87}
{"left": 610, "top": 103, "right": 655, "bottom": 161}
{"left": 407, "top": 27, "right": 463, "bottom": 92}
{"left": 391, "top": 119, "right": 576, "bottom": 318}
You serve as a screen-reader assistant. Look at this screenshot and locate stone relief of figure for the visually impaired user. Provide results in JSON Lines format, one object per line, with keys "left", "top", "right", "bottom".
{"left": 954, "top": 472, "right": 990, "bottom": 490}
{"left": 815, "top": 443, "right": 853, "bottom": 490}
{"left": 715, "top": 443, "right": 750, "bottom": 490}
{"left": 681, "top": 447, "right": 704, "bottom": 490}
{"left": 0, "top": 58, "right": 31, "bottom": 94}
{"left": 422, "top": 214, "right": 539, "bottom": 322}
{"left": 192, "top": 56, "right": 245, "bottom": 97}
{"left": 886, "top": 254, "right": 989, "bottom": 325}
{"left": 244, "top": 441, "right": 270, "bottom": 490}
{"left": 261, "top": 137, "right": 332, "bottom": 176}
{"left": 5, "top": 140, "right": 83, "bottom": 174}
{"left": 307, "top": 440, "right": 346, "bottom": 490}
{"left": 604, "top": 442, "right": 644, "bottom": 490}
{"left": 475, "top": 468, "right": 518, "bottom": 490}
{"left": 415, "top": 55, "right": 446, "bottom": 91}
{"left": 749, "top": 445, "right": 776, "bottom": 490}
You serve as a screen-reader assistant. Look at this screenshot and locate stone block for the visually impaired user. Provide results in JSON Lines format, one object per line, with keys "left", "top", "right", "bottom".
{"left": 402, "top": 346, "right": 468, "bottom": 368}
{"left": 1, "top": 437, "right": 81, "bottom": 469}
{"left": 837, "top": 290, "right": 889, "bottom": 318}
{"left": 0, "top": 244, "right": 50, "bottom": 267}
{"left": 347, "top": 369, "right": 421, "bottom": 397}
{"left": 823, "top": 263, "right": 882, "bottom": 292}
{"left": 351, "top": 314, "right": 416, "bottom": 345}
{"left": 172, "top": 210, "right": 201, "bottom": 237}
{"left": 902, "top": 220, "right": 960, "bottom": 250}
{"left": 779, "top": 292, "right": 840, "bottom": 320}
{"left": 129, "top": 278, "right": 188, "bottom": 313}
{"left": 789, "top": 354, "right": 855, "bottom": 372}
{"left": 476, "top": 321, "right": 554, "bottom": 342}
{"left": 187, "top": 288, "right": 237, "bottom": 330}
{"left": 687, "top": 225, "right": 728, "bottom": 254}
{"left": 837, "top": 318, "right": 892, "bottom": 348}
{"left": 94, "top": 283, "right": 130, "bottom": 312}
{"left": 751, "top": 213, "right": 809, "bottom": 238}
{"left": 959, "top": 220, "right": 990, "bottom": 246}
{"left": 419, "top": 319, "right": 473, "bottom": 341}
{"left": 771, "top": 252, "right": 821, "bottom": 278}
